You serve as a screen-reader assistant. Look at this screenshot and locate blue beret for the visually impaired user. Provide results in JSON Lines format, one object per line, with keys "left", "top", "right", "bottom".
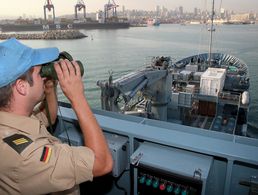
{"left": 0, "top": 38, "right": 59, "bottom": 87}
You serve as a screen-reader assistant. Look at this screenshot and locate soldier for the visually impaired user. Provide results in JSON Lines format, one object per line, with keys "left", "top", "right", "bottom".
{"left": 0, "top": 38, "right": 113, "bottom": 194}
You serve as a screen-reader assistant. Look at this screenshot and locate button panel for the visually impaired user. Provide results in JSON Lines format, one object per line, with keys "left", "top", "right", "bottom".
{"left": 136, "top": 167, "right": 202, "bottom": 194}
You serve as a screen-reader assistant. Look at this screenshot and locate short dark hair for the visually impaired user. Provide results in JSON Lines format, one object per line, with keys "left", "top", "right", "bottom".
{"left": 0, "top": 68, "right": 34, "bottom": 109}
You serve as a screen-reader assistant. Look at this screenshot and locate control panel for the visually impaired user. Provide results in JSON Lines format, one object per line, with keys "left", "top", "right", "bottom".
{"left": 131, "top": 142, "right": 213, "bottom": 195}
{"left": 137, "top": 166, "right": 202, "bottom": 194}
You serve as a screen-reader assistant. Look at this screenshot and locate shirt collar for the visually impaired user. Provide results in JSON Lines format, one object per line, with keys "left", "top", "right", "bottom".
{"left": 0, "top": 111, "right": 40, "bottom": 135}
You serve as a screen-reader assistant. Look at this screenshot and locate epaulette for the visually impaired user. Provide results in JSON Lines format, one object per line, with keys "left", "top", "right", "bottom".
{"left": 3, "top": 134, "right": 33, "bottom": 154}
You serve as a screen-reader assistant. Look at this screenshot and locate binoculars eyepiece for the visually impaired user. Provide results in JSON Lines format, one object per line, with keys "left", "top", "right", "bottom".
{"left": 40, "top": 51, "right": 84, "bottom": 80}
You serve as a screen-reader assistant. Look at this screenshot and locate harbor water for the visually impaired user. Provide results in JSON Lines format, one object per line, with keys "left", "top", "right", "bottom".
{"left": 11, "top": 24, "right": 258, "bottom": 131}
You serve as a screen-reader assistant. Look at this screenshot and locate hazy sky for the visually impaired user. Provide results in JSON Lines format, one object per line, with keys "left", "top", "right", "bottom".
{"left": 1, "top": 0, "right": 257, "bottom": 18}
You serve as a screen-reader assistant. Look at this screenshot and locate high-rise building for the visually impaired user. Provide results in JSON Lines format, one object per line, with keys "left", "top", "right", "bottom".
{"left": 194, "top": 8, "right": 198, "bottom": 16}
{"left": 220, "top": 8, "right": 225, "bottom": 19}
{"left": 162, "top": 6, "right": 168, "bottom": 17}
{"left": 179, "top": 6, "right": 183, "bottom": 15}
{"left": 122, "top": 5, "right": 125, "bottom": 17}
{"left": 156, "top": 5, "right": 160, "bottom": 17}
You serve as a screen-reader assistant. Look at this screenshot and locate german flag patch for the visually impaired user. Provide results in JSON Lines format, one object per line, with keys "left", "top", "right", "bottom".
{"left": 40, "top": 146, "right": 52, "bottom": 163}
{"left": 3, "top": 134, "right": 32, "bottom": 154}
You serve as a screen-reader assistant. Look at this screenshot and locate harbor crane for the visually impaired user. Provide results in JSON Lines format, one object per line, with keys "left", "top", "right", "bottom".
{"left": 75, "top": 0, "right": 86, "bottom": 20}
{"left": 43, "top": 0, "right": 55, "bottom": 21}
{"left": 104, "top": 0, "right": 119, "bottom": 22}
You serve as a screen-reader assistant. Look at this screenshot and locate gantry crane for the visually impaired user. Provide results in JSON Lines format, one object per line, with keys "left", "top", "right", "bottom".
{"left": 75, "top": 0, "right": 86, "bottom": 20}
{"left": 104, "top": 0, "right": 119, "bottom": 22}
{"left": 43, "top": 0, "right": 55, "bottom": 21}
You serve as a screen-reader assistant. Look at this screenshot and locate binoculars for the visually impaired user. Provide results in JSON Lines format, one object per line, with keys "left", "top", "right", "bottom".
{"left": 40, "top": 51, "right": 84, "bottom": 80}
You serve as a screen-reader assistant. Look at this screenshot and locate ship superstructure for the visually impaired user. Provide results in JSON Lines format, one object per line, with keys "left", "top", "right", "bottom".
{"left": 97, "top": 53, "right": 250, "bottom": 137}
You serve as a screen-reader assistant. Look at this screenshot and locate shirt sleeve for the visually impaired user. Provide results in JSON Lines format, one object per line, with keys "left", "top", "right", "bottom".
{"left": 19, "top": 141, "right": 95, "bottom": 194}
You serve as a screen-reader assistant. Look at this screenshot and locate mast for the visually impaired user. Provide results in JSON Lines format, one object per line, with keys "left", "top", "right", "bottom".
{"left": 208, "top": 0, "right": 215, "bottom": 65}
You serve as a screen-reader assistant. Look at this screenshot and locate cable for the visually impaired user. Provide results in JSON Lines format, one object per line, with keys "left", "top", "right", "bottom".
{"left": 114, "top": 169, "right": 130, "bottom": 195}
{"left": 44, "top": 99, "right": 54, "bottom": 135}
{"left": 45, "top": 100, "right": 70, "bottom": 146}
{"left": 57, "top": 104, "right": 71, "bottom": 146}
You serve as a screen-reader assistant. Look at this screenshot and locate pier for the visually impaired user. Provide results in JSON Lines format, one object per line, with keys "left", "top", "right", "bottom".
{"left": 0, "top": 30, "right": 87, "bottom": 40}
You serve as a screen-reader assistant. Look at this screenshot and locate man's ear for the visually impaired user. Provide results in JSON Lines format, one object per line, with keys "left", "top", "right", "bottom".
{"left": 14, "top": 79, "right": 28, "bottom": 96}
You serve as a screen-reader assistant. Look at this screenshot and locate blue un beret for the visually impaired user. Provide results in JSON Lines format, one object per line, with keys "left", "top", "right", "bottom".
{"left": 0, "top": 38, "right": 59, "bottom": 87}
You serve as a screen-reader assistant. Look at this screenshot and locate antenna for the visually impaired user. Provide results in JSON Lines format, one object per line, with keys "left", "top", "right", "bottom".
{"left": 208, "top": 0, "right": 215, "bottom": 65}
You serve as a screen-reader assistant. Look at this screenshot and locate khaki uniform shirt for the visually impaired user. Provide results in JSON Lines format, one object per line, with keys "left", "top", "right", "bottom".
{"left": 0, "top": 111, "right": 95, "bottom": 195}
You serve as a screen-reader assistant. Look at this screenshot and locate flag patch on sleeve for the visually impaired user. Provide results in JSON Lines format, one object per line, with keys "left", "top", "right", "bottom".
{"left": 40, "top": 146, "right": 52, "bottom": 163}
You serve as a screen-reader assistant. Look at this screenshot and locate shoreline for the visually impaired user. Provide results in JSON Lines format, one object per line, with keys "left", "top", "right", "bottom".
{"left": 0, "top": 30, "right": 87, "bottom": 40}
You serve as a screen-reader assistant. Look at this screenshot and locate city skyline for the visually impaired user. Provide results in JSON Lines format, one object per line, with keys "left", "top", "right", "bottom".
{"left": 1, "top": 0, "right": 258, "bottom": 18}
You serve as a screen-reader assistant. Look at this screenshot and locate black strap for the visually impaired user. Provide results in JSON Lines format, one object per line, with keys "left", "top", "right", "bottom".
{"left": 44, "top": 99, "right": 54, "bottom": 134}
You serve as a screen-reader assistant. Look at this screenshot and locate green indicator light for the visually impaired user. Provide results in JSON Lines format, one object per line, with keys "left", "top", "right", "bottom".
{"left": 181, "top": 189, "right": 188, "bottom": 195}
{"left": 174, "top": 186, "right": 181, "bottom": 195}
{"left": 139, "top": 176, "right": 146, "bottom": 184}
{"left": 166, "top": 185, "right": 173, "bottom": 193}
{"left": 152, "top": 180, "right": 159, "bottom": 188}
{"left": 146, "top": 178, "right": 152, "bottom": 186}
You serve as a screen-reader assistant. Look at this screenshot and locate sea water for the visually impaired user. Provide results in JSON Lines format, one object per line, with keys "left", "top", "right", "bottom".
{"left": 19, "top": 24, "right": 258, "bottom": 130}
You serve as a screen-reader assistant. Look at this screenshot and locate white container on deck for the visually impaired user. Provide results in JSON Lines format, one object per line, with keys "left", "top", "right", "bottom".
{"left": 200, "top": 68, "right": 226, "bottom": 96}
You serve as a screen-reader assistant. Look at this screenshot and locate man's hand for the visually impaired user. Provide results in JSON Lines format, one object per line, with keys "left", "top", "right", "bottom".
{"left": 54, "top": 59, "right": 85, "bottom": 105}
{"left": 44, "top": 79, "right": 58, "bottom": 95}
